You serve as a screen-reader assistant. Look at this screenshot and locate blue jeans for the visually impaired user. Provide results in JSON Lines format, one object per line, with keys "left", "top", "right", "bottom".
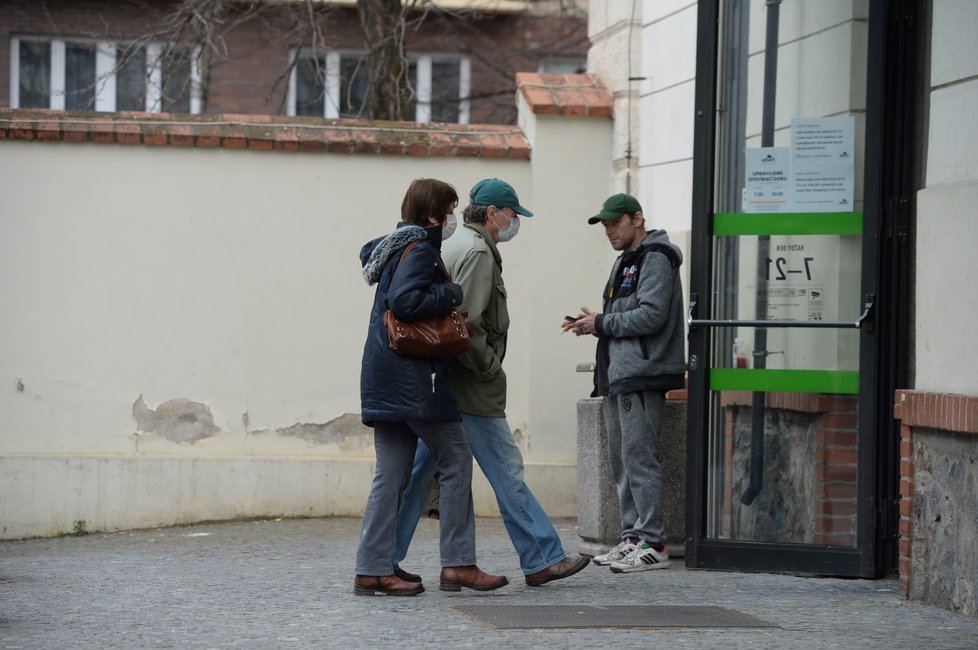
{"left": 394, "top": 413, "right": 566, "bottom": 575}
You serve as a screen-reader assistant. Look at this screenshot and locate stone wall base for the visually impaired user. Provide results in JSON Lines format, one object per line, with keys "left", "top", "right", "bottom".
{"left": 894, "top": 390, "right": 978, "bottom": 618}
{"left": 0, "top": 454, "right": 578, "bottom": 539}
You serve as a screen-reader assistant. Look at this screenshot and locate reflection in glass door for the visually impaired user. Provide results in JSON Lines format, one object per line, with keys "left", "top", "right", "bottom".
{"left": 687, "top": 0, "right": 884, "bottom": 575}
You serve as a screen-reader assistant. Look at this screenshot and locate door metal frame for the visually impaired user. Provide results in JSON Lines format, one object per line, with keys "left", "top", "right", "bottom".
{"left": 686, "top": 0, "right": 915, "bottom": 577}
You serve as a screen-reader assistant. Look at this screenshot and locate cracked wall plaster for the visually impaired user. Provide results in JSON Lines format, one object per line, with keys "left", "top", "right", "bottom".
{"left": 268, "top": 413, "right": 372, "bottom": 450}
{"left": 512, "top": 427, "right": 525, "bottom": 448}
{"left": 132, "top": 395, "right": 220, "bottom": 443}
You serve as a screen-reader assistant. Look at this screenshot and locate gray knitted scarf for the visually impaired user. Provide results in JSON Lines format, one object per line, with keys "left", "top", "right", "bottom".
{"left": 361, "top": 225, "right": 428, "bottom": 285}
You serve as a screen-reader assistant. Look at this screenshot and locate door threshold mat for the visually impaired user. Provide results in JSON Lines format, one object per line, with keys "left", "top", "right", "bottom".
{"left": 455, "top": 604, "right": 776, "bottom": 630}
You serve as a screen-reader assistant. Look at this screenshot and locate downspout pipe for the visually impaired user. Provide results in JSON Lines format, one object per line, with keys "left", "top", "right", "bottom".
{"left": 742, "top": 0, "right": 781, "bottom": 506}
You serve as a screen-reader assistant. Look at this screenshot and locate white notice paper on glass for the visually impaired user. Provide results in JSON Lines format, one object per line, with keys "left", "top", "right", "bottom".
{"left": 744, "top": 147, "right": 791, "bottom": 213}
{"left": 790, "top": 117, "right": 855, "bottom": 212}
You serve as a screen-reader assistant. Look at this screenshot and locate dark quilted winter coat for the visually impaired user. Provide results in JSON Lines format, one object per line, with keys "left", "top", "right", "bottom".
{"left": 358, "top": 223, "right": 464, "bottom": 427}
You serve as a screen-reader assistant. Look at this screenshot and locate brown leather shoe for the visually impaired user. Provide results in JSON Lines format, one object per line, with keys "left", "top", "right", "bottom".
{"left": 524, "top": 553, "right": 591, "bottom": 587}
{"left": 393, "top": 567, "right": 422, "bottom": 583}
{"left": 439, "top": 565, "right": 509, "bottom": 592}
{"left": 353, "top": 574, "right": 424, "bottom": 596}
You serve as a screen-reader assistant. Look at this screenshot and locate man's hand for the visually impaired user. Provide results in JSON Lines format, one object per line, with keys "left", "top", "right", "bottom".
{"left": 560, "top": 306, "right": 599, "bottom": 336}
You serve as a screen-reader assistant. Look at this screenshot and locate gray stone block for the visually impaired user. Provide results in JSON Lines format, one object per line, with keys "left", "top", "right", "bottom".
{"left": 576, "top": 399, "right": 622, "bottom": 556}
{"left": 910, "top": 430, "right": 978, "bottom": 617}
{"left": 662, "top": 400, "right": 687, "bottom": 553}
{"left": 576, "top": 397, "right": 687, "bottom": 557}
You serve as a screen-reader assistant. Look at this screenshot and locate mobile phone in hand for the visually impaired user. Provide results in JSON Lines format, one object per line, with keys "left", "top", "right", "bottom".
{"left": 564, "top": 315, "right": 579, "bottom": 322}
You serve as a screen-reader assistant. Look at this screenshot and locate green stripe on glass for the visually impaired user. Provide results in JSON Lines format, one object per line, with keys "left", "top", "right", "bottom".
{"left": 713, "top": 212, "right": 863, "bottom": 236}
{"left": 710, "top": 368, "right": 859, "bottom": 394}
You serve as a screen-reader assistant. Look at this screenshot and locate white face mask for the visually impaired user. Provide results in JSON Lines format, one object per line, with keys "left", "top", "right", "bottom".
{"left": 442, "top": 213, "right": 458, "bottom": 240}
{"left": 493, "top": 209, "right": 520, "bottom": 243}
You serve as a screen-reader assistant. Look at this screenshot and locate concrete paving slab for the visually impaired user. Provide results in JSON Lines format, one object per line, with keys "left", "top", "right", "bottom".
{"left": 2, "top": 517, "right": 977, "bottom": 648}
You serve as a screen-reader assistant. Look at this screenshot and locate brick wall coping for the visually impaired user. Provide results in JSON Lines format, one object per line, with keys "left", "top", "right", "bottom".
{"left": 0, "top": 109, "right": 531, "bottom": 158}
{"left": 515, "top": 72, "right": 613, "bottom": 118}
{"left": 714, "top": 388, "right": 978, "bottom": 433}
{"left": 893, "top": 389, "right": 978, "bottom": 434}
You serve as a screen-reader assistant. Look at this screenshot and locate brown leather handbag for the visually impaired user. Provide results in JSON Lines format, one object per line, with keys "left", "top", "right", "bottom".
{"left": 384, "top": 241, "right": 472, "bottom": 359}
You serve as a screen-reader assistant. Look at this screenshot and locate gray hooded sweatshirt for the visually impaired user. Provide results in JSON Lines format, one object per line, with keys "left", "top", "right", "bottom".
{"left": 592, "top": 229, "right": 686, "bottom": 397}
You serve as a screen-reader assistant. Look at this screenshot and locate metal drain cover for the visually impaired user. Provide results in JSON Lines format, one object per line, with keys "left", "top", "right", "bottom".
{"left": 455, "top": 605, "right": 775, "bottom": 630}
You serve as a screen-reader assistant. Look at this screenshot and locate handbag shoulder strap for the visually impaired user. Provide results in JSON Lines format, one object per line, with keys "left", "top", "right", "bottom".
{"left": 397, "top": 239, "right": 451, "bottom": 281}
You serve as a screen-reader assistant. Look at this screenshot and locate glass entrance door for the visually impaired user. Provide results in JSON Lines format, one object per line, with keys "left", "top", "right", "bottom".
{"left": 686, "top": 0, "right": 900, "bottom": 577}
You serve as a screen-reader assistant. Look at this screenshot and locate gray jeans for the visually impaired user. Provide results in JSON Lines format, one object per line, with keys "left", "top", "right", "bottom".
{"left": 354, "top": 419, "right": 476, "bottom": 575}
{"left": 603, "top": 390, "right": 665, "bottom": 546}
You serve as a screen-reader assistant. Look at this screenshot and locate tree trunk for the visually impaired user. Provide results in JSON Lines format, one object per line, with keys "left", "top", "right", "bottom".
{"left": 357, "top": 0, "right": 411, "bottom": 121}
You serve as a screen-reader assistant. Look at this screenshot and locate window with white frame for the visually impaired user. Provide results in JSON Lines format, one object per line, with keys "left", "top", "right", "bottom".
{"left": 11, "top": 37, "right": 202, "bottom": 113}
{"left": 292, "top": 50, "right": 367, "bottom": 119}
{"left": 290, "top": 50, "right": 470, "bottom": 124}
{"left": 409, "top": 56, "right": 470, "bottom": 124}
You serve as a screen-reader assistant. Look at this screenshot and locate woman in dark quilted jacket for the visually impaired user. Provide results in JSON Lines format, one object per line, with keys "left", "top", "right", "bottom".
{"left": 353, "top": 178, "right": 508, "bottom": 596}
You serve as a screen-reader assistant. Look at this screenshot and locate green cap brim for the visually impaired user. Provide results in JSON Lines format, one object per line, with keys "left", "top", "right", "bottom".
{"left": 587, "top": 210, "right": 621, "bottom": 224}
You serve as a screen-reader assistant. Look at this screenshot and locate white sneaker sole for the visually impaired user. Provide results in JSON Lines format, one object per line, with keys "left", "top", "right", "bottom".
{"left": 609, "top": 559, "right": 671, "bottom": 573}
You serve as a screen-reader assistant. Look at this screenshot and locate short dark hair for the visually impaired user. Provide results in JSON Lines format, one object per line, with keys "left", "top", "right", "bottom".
{"left": 401, "top": 178, "right": 459, "bottom": 226}
{"left": 462, "top": 204, "right": 488, "bottom": 225}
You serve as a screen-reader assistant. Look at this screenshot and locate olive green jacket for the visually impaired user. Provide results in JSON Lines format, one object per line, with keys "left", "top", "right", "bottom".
{"left": 441, "top": 223, "right": 508, "bottom": 417}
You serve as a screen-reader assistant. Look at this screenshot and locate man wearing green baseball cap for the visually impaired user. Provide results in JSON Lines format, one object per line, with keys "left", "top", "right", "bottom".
{"left": 563, "top": 192, "right": 686, "bottom": 574}
{"left": 587, "top": 192, "right": 642, "bottom": 225}
{"left": 395, "top": 178, "right": 590, "bottom": 587}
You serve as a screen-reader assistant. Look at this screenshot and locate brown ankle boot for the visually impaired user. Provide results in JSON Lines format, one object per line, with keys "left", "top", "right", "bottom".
{"left": 393, "top": 567, "right": 422, "bottom": 583}
{"left": 354, "top": 574, "right": 424, "bottom": 596}
{"left": 439, "top": 565, "right": 509, "bottom": 592}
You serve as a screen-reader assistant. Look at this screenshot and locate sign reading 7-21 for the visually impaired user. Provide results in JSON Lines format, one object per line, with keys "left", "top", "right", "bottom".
{"left": 762, "top": 241, "right": 825, "bottom": 321}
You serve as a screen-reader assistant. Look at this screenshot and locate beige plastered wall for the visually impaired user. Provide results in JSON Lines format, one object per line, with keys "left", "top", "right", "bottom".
{"left": 0, "top": 105, "right": 612, "bottom": 538}
{"left": 915, "top": 0, "right": 978, "bottom": 395}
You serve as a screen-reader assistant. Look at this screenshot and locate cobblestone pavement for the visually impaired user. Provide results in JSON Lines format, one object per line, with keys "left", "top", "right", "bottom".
{"left": 2, "top": 516, "right": 978, "bottom": 648}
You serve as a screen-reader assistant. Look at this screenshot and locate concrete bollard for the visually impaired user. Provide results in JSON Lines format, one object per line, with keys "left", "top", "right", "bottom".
{"left": 576, "top": 387, "right": 687, "bottom": 558}
{"left": 576, "top": 397, "right": 623, "bottom": 557}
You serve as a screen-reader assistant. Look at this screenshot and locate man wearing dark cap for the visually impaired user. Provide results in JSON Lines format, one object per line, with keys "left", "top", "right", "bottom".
{"left": 395, "top": 178, "right": 590, "bottom": 587}
{"left": 562, "top": 193, "right": 686, "bottom": 573}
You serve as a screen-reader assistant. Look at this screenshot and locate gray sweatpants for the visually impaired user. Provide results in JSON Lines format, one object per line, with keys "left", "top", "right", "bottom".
{"left": 603, "top": 390, "right": 666, "bottom": 547}
{"left": 355, "top": 419, "right": 476, "bottom": 575}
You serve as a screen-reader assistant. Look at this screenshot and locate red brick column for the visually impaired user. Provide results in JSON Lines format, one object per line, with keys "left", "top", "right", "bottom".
{"left": 814, "top": 396, "right": 858, "bottom": 546}
{"left": 722, "top": 405, "right": 736, "bottom": 538}
{"left": 897, "top": 422, "right": 914, "bottom": 594}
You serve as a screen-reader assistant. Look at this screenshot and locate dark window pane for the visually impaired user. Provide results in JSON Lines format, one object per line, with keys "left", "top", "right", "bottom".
{"left": 339, "top": 55, "right": 367, "bottom": 118}
{"left": 65, "top": 42, "right": 96, "bottom": 109}
{"left": 408, "top": 61, "right": 418, "bottom": 118}
{"left": 18, "top": 40, "right": 50, "bottom": 108}
{"left": 295, "top": 56, "right": 325, "bottom": 117}
{"left": 116, "top": 46, "right": 146, "bottom": 111}
{"left": 161, "top": 49, "right": 192, "bottom": 113}
{"left": 431, "top": 60, "right": 460, "bottom": 123}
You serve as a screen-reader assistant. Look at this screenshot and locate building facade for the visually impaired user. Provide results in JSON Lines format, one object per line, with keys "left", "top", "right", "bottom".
{"left": 588, "top": 0, "right": 977, "bottom": 617}
{"left": 2, "top": 0, "right": 587, "bottom": 124}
